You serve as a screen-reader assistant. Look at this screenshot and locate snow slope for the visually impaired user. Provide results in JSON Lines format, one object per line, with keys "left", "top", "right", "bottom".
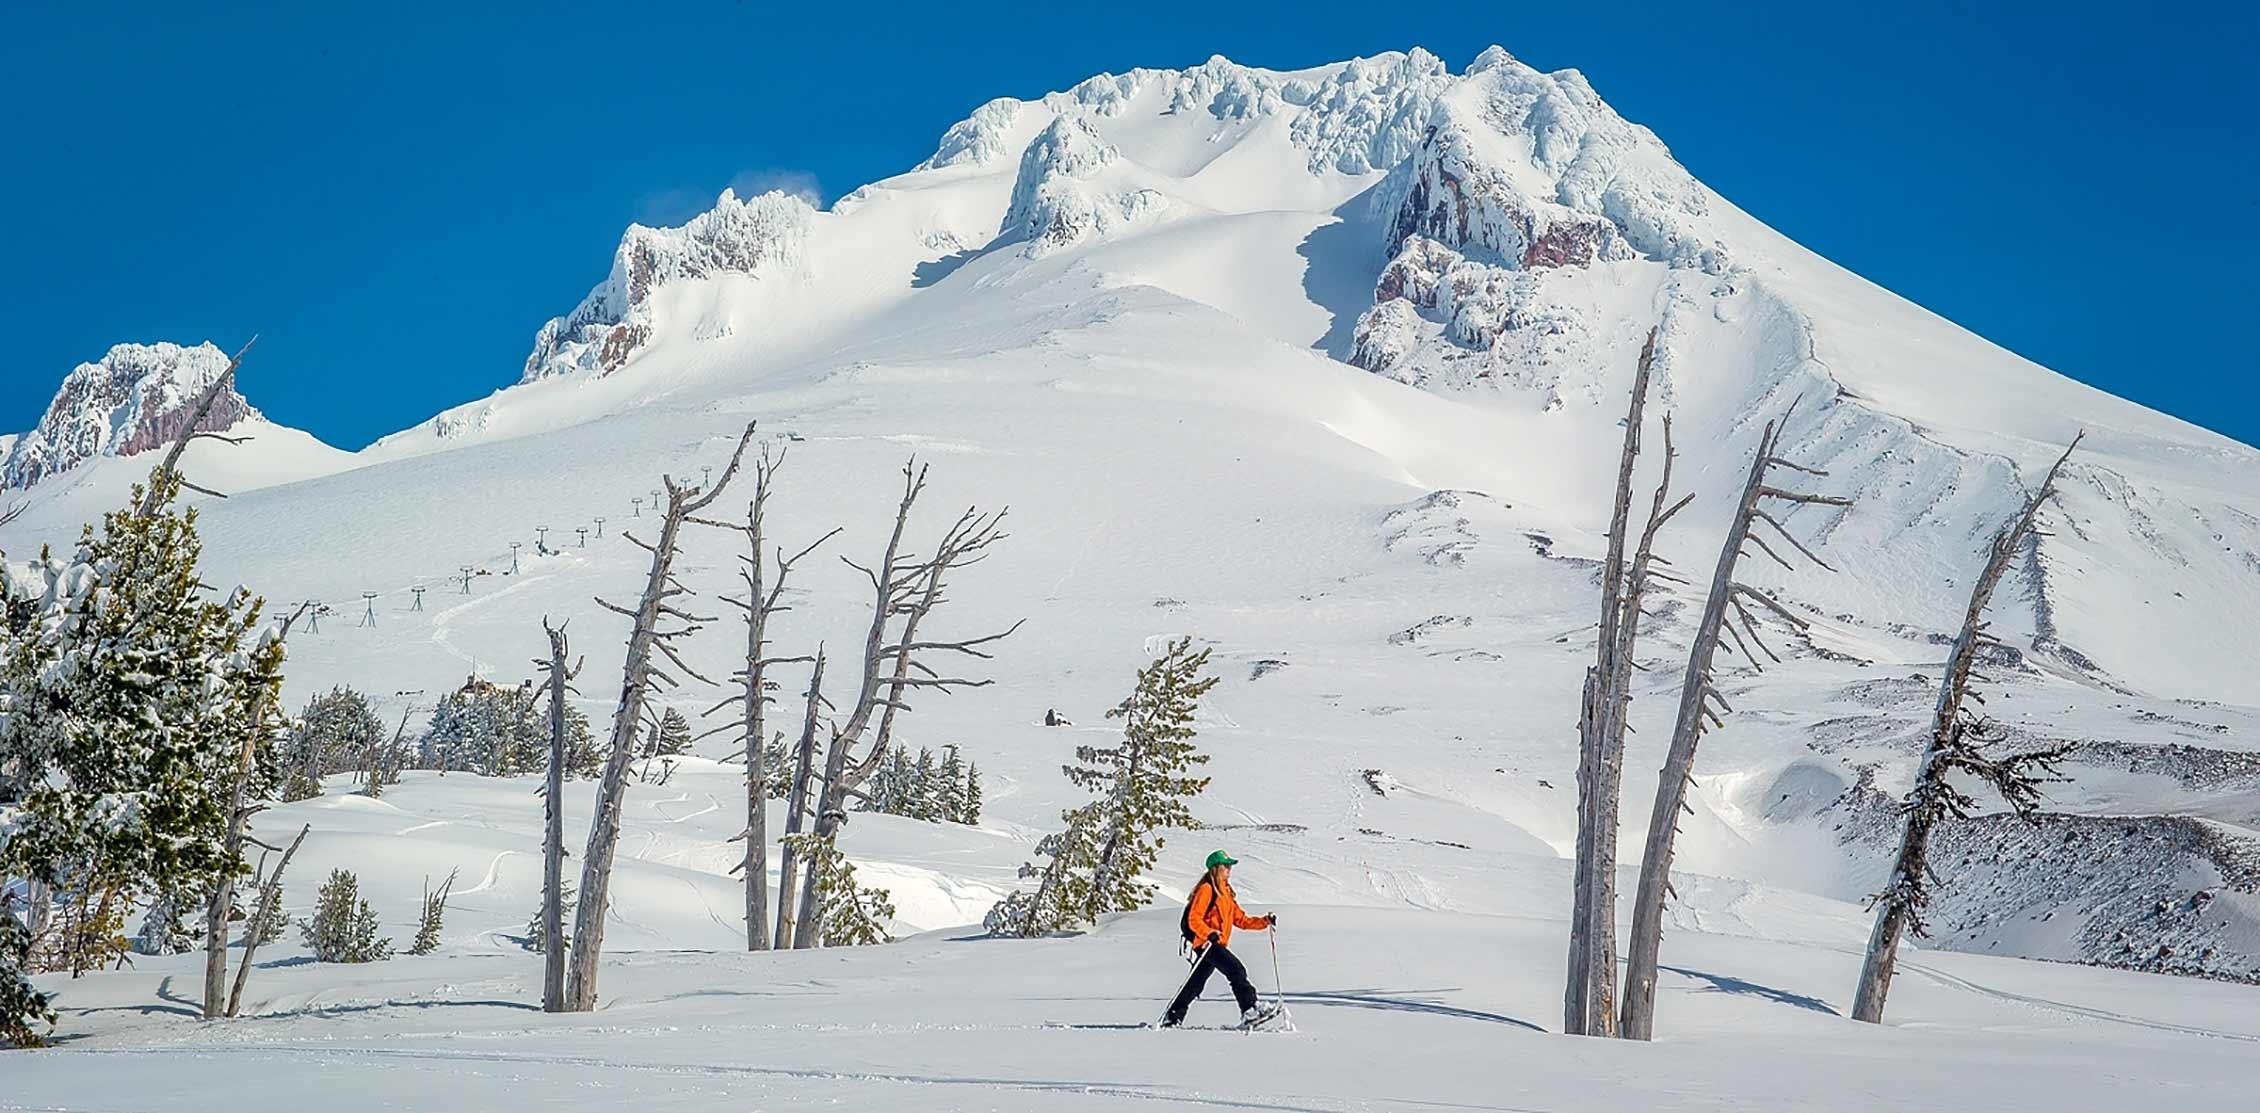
{"left": 9, "top": 43, "right": 2260, "bottom": 1096}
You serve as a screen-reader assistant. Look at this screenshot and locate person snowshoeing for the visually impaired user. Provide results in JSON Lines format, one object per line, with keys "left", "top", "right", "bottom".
{"left": 1162, "top": 850, "right": 1279, "bottom": 1028}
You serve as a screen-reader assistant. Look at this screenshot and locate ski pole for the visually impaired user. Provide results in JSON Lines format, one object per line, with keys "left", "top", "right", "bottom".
{"left": 1268, "top": 923, "right": 1284, "bottom": 1011}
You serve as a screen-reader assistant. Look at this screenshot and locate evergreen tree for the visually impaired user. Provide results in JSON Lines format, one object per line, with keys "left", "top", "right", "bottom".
{"left": 761, "top": 734, "right": 794, "bottom": 800}
{"left": 421, "top": 680, "right": 596, "bottom": 777}
{"left": 782, "top": 834, "right": 895, "bottom": 947}
{"left": 0, "top": 468, "right": 278, "bottom": 977}
{"left": 132, "top": 890, "right": 197, "bottom": 956}
{"left": 1074, "top": 638, "right": 1216, "bottom": 918}
{"left": 936, "top": 745, "right": 967, "bottom": 824}
{"left": 984, "top": 802, "right": 1101, "bottom": 937}
{"left": 280, "top": 686, "right": 387, "bottom": 798}
{"left": 1, "top": 900, "right": 55, "bottom": 1048}
{"left": 962, "top": 762, "right": 983, "bottom": 825}
{"left": 248, "top": 879, "right": 288, "bottom": 944}
{"left": 302, "top": 869, "right": 392, "bottom": 963}
{"left": 911, "top": 748, "right": 939, "bottom": 821}
{"left": 645, "top": 708, "right": 693, "bottom": 758}
{"left": 409, "top": 871, "right": 456, "bottom": 956}
{"left": 524, "top": 881, "right": 576, "bottom": 955}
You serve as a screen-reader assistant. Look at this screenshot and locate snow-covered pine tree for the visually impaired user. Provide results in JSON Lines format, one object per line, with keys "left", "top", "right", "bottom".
{"left": 302, "top": 869, "right": 392, "bottom": 963}
{"left": 249, "top": 879, "right": 287, "bottom": 943}
{"left": 1, "top": 899, "right": 54, "bottom": 1048}
{"left": 983, "top": 802, "right": 1102, "bottom": 937}
{"left": 911, "top": 747, "right": 939, "bottom": 821}
{"left": 1073, "top": 638, "right": 1217, "bottom": 919}
{"left": 762, "top": 734, "right": 793, "bottom": 800}
{"left": 409, "top": 869, "right": 456, "bottom": 956}
{"left": 936, "top": 745, "right": 967, "bottom": 824}
{"left": 281, "top": 686, "right": 386, "bottom": 798}
{"left": 0, "top": 467, "right": 267, "bottom": 978}
{"left": 132, "top": 890, "right": 197, "bottom": 956}
{"left": 962, "top": 761, "right": 983, "bottom": 825}
{"left": 781, "top": 833, "right": 895, "bottom": 947}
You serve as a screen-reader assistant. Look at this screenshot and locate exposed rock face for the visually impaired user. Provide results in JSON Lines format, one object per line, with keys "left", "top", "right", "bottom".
{"left": 519, "top": 189, "right": 814, "bottom": 384}
{"left": 2, "top": 342, "right": 255, "bottom": 489}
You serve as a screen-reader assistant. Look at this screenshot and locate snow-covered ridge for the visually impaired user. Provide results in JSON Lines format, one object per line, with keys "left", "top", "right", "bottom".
{"left": 1, "top": 342, "right": 258, "bottom": 489}
{"left": 519, "top": 189, "right": 815, "bottom": 385}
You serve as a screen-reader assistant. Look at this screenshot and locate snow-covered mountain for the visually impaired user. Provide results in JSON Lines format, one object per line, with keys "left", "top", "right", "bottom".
{"left": 10, "top": 45, "right": 2260, "bottom": 1009}
{"left": 1, "top": 341, "right": 352, "bottom": 495}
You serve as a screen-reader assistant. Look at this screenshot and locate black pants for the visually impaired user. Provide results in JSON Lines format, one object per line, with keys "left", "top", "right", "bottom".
{"left": 1164, "top": 941, "right": 1257, "bottom": 1024}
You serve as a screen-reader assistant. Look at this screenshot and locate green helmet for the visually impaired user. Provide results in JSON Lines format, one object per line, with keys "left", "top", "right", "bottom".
{"left": 1205, "top": 850, "right": 1237, "bottom": 870}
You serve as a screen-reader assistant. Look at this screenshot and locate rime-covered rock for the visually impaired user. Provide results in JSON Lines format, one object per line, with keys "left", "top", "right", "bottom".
{"left": 1, "top": 342, "right": 255, "bottom": 489}
{"left": 519, "top": 189, "right": 815, "bottom": 383}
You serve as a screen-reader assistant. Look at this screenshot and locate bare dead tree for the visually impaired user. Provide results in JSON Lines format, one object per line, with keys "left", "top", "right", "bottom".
{"left": 538, "top": 619, "right": 581, "bottom": 1012}
{"left": 1619, "top": 411, "right": 1852, "bottom": 1040}
{"left": 692, "top": 445, "right": 835, "bottom": 951}
{"left": 201, "top": 599, "right": 312, "bottom": 1020}
{"left": 1852, "top": 438, "right": 2081, "bottom": 1024}
{"left": 1567, "top": 329, "right": 1682, "bottom": 1037}
{"left": 224, "top": 822, "right": 308, "bottom": 1018}
{"left": 563, "top": 423, "right": 756, "bottom": 1012}
{"left": 136, "top": 337, "right": 259, "bottom": 514}
{"left": 772, "top": 649, "right": 827, "bottom": 949}
{"left": 788, "top": 467, "right": 1018, "bottom": 948}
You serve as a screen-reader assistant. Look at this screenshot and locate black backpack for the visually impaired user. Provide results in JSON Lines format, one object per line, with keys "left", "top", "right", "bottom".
{"left": 1179, "top": 880, "right": 1211, "bottom": 946}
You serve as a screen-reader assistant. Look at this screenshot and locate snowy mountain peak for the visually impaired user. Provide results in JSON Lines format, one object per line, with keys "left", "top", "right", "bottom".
{"left": 1000, "top": 113, "right": 1164, "bottom": 256}
{"left": 1, "top": 341, "right": 258, "bottom": 489}
{"left": 519, "top": 188, "right": 815, "bottom": 384}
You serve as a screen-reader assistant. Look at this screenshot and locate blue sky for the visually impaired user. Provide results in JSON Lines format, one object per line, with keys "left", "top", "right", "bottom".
{"left": 4, "top": 2, "right": 2255, "bottom": 450}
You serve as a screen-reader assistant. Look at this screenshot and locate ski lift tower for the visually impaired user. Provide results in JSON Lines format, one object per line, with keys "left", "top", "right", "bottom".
{"left": 459, "top": 565, "right": 474, "bottom": 594}
{"left": 304, "top": 600, "right": 321, "bottom": 634}
{"left": 631, "top": 495, "right": 642, "bottom": 518}
{"left": 510, "top": 541, "right": 522, "bottom": 574}
{"left": 360, "top": 592, "right": 378, "bottom": 627}
{"left": 576, "top": 526, "right": 588, "bottom": 548}
{"left": 535, "top": 526, "right": 550, "bottom": 554}
{"left": 594, "top": 515, "right": 606, "bottom": 538}
{"left": 411, "top": 586, "right": 426, "bottom": 612}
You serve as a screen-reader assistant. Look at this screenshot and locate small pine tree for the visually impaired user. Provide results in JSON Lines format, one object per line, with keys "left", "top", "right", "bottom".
{"left": 302, "top": 869, "right": 393, "bottom": 963}
{"left": 935, "top": 745, "right": 967, "bottom": 824}
{"left": 783, "top": 834, "right": 894, "bottom": 947}
{"left": 132, "top": 890, "right": 197, "bottom": 956}
{"left": 524, "top": 881, "right": 576, "bottom": 955}
{"left": 1074, "top": 638, "right": 1216, "bottom": 919}
{"left": 249, "top": 880, "right": 288, "bottom": 944}
{"left": 762, "top": 734, "right": 794, "bottom": 800}
{"left": 985, "top": 802, "right": 1103, "bottom": 937}
{"left": 962, "top": 762, "right": 983, "bottom": 825}
{"left": 409, "top": 870, "right": 456, "bottom": 956}
{"left": 911, "top": 748, "right": 939, "bottom": 821}
{"left": 646, "top": 708, "right": 693, "bottom": 758}
{"left": 283, "top": 686, "right": 387, "bottom": 795}
{"left": 1, "top": 901, "right": 55, "bottom": 1048}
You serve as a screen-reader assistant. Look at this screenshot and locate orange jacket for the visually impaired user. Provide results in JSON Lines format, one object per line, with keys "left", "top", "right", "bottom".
{"left": 1187, "top": 878, "right": 1269, "bottom": 949}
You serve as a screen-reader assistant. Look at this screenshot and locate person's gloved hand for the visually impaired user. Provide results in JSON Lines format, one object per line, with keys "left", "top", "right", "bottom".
{"left": 1207, "top": 931, "right": 1221, "bottom": 946}
{"left": 1266, "top": 913, "right": 1278, "bottom": 928}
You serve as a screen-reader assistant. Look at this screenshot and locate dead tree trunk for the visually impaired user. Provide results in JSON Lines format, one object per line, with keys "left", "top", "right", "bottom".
{"left": 1567, "top": 329, "right": 1665, "bottom": 1037}
{"left": 202, "top": 601, "right": 311, "bottom": 1020}
{"left": 773, "top": 650, "right": 826, "bottom": 950}
{"left": 538, "top": 620, "right": 581, "bottom": 1012}
{"left": 137, "top": 337, "right": 258, "bottom": 515}
{"left": 694, "top": 446, "right": 833, "bottom": 952}
{"left": 1620, "top": 414, "right": 1851, "bottom": 1039}
{"left": 564, "top": 424, "right": 755, "bottom": 1012}
{"left": 791, "top": 475, "right": 1016, "bottom": 948}
{"left": 1852, "top": 438, "right": 2080, "bottom": 1024}
{"left": 225, "top": 822, "right": 307, "bottom": 1018}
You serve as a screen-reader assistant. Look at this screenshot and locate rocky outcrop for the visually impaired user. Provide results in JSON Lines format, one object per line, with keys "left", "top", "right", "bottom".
{"left": 520, "top": 189, "right": 814, "bottom": 384}
{"left": 2, "top": 342, "right": 256, "bottom": 489}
